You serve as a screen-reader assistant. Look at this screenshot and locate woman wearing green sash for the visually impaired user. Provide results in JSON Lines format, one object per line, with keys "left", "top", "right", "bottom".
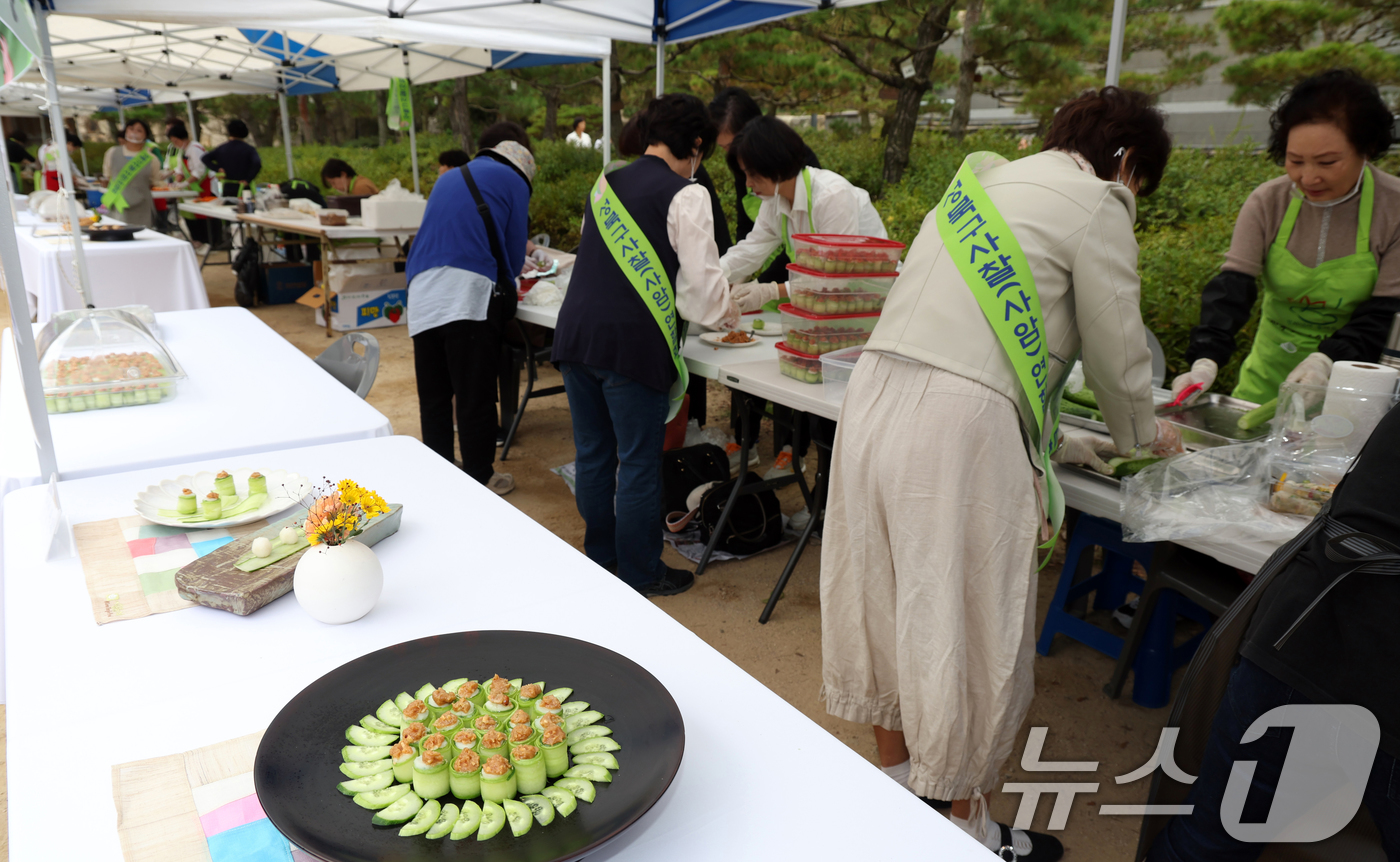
{"left": 819, "top": 88, "right": 1180, "bottom": 861}
{"left": 100, "top": 119, "right": 158, "bottom": 229}
{"left": 1175, "top": 70, "right": 1400, "bottom": 403}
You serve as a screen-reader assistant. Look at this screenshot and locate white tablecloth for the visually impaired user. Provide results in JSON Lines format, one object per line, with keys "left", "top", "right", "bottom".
{"left": 15, "top": 221, "right": 208, "bottom": 322}
{"left": 1, "top": 435, "right": 985, "bottom": 862}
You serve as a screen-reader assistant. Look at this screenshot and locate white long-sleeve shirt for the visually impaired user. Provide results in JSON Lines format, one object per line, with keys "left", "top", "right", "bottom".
{"left": 565, "top": 130, "right": 593, "bottom": 149}
{"left": 719, "top": 166, "right": 887, "bottom": 283}
{"left": 668, "top": 182, "right": 741, "bottom": 330}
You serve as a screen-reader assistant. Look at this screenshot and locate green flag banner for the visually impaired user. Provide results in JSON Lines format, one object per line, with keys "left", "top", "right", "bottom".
{"left": 386, "top": 78, "right": 413, "bottom": 132}
{"left": 0, "top": 2, "right": 38, "bottom": 86}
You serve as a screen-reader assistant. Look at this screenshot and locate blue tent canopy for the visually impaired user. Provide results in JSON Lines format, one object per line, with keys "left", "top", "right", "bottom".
{"left": 239, "top": 29, "right": 339, "bottom": 94}
{"left": 490, "top": 50, "right": 598, "bottom": 70}
{"left": 658, "top": 0, "right": 831, "bottom": 42}
{"left": 94, "top": 87, "right": 152, "bottom": 110}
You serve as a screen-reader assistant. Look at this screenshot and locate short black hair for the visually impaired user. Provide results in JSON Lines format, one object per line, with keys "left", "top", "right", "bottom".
{"left": 708, "top": 86, "right": 762, "bottom": 136}
{"left": 438, "top": 149, "right": 469, "bottom": 168}
{"left": 121, "top": 119, "right": 153, "bottom": 141}
{"left": 320, "top": 157, "right": 356, "bottom": 185}
{"left": 226, "top": 119, "right": 249, "bottom": 139}
{"left": 1267, "top": 68, "right": 1395, "bottom": 164}
{"left": 617, "top": 113, "right": 644, "bottom": 158}
{"left": 637, "top": 93, "right": 715, "bottom": 162}
{"left": 572, "top": 116, "right": 587, "bottom": 131}
{"left": 478, "top": 121, "right": 531, "bottom": 152}
{"left": 727, "top": 115, "right": 807, "bottom": 182}
{"left": 64, "top": 131, "right": 82, "bottom": 147}
{"left": 1041, "top": 86, "right": 1172, "bottom": 196}
{"left": 166, "top": 121, "right": 189, "bottom": 141}
{"left": 6, "top": 130, "right": 24, "bottom": 143}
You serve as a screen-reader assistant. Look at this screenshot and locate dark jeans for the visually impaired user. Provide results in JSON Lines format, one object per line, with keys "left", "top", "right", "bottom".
{"left": 413, "top": 318, "right": 502, "bottom": 486}
{"left": 1150, "top": 658, "right": 1400, "bottom": 861}
{"left": 560, "top": 362, "right": 668, "bottom": 589}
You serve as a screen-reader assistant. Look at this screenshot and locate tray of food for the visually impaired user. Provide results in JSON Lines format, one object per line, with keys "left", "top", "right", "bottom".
{"left": 779, "top": 303, "right": 878, "bottom": 355}
{"left": 255, "top": 631, "right": 683, "bottom": 862}
{"left": 776, "top": 341, "right": 824, "bottom": 383}
{"left": 698, "top": 330, "right": 758, "bottom": 347}
{"left": 789, "top": 233, "right": 904, "bottom": 273}
{"left": 134, "top": 467, "right": 313, "bottom": 528}
{"left": 82, "top": 224, "right": 141, "bottom": 241}
{"left": 36, "top": 308, "right": 186, "bottom": 413}
{"left": 785, "top": 265, "right": 896, "bottom": 316}
{"left": 1059, "top": 386, "right": 1265, "bottom": 448}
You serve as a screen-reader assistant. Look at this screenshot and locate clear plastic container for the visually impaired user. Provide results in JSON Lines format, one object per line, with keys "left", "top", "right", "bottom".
{"left": 786, "top": 264, "right": 896, "bottom": 316}
{"left": 821, "top": 346, "right": 863, "bottom": 403}
{"left": 35, "top": 308, "right": 186, "bottom": 414}
{"left": 790, "top": 234, "right": 905, "bottom": 274}
{"left": 776, "top": 342, "right": 824, "bottom": 384}
{"left": 779, "top": 302, "right": 880, "bottom": 356}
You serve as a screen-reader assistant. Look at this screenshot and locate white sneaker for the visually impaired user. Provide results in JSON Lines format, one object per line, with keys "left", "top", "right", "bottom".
{"left": 789, "top": 507, "right": 812, "bottom": 532}
{"left": 488, "top": 472, "right": 515, "bottom": 495}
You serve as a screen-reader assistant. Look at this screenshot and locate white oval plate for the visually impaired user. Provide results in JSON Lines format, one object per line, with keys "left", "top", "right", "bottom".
{"left": 699, "top": 331, "right": 762, "bottom": 348}
{"left": 135, "top": 468, "right": 313, "bottom": 528}
{"left": 739, "top": 319, "right": 784, "bottom": 337}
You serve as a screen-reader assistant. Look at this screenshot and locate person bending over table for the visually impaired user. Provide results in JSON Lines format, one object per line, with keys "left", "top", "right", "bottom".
{"left": 101, "top": 119, "right": 159, "bottom": 229}
{"left": 719, "top": 116, "right": 884, "bottom": 313}
{"left": 820, "top": 87, "right": 1183, "bottom": 861}
{"left": 202, "top": 119, "right": 261, "bottom": 198}
{"left": 321, "top": 158, "right": 380, "bottom": 198}
{"left": 406, "top": 122, "right": 535, "bottom": 498}
{"left": 164, "top": 121, "right": 213, "bottom": 245}
{"left": 437, "top": 149, "right": 469, "bottom": 174}
{"left": 552, "top": 94, "right": 740, "bottom": 599}
{"left": 1174, "top": 69, "right": 1400, "bottom": 403}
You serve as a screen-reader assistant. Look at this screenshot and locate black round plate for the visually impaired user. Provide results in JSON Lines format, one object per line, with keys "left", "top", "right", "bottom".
{"left": 81, "top": 225, "right": 141, "bottom": 241}
{"left": 254, "top": 631, "right": 685, "bottom": 862}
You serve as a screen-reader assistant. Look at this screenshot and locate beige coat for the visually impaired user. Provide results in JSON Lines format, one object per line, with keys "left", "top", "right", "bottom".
{"left": 866, "top": 149, "right": 1158, "bottom": 454}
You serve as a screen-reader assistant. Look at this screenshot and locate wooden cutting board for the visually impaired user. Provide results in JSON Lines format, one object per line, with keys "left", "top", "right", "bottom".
{"left": 174, "top": 504, "right": 403, "bottom": 615}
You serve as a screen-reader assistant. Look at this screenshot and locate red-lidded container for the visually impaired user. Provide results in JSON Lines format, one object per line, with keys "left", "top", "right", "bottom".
{"left": 786, "top": 264, "right": 897, "bottom": 316}
{"left": 779, "top": 303, "right": 880, "bottom": 356}
{"left": 775, "top": 341, "right": 825, "bottom": 384}
{"left": 790, "top": 233, "right": 905, "bottom": 274}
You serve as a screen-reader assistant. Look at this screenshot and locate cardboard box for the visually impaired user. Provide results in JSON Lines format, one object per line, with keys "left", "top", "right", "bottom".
{"left": 361, "top": 197, "right": 426, "bottom": 230}
{"left": 313, "top": 271, "right": 408, "bottom": 331}
{"left": 262, "top": 262, "right": 315, "bottom": 305}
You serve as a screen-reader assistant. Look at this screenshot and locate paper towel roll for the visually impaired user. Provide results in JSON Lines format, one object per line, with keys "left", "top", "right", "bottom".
{"left": 1321, "top": 360, "right": 1399, "bottom": 451}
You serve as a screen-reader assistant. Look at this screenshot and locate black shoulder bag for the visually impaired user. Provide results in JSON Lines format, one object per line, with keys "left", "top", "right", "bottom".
{"left": 459, "top": 163, "right": 519, "bottom": 328}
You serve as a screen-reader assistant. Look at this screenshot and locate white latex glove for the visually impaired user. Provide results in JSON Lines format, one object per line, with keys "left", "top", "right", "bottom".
{"left": 1051, "top": 432, "right": 1120, "bottom": 475}
{"left": 1143, "top": 418, "right": 1184, "bottom": 459}
{"left": 1171, "top": 358, "right": 1217, "bottom": 396}
{"left": 1285, "top": 351, "right": 1333, "bottom": 388}
{"left": 529, "top": 248, "right": 551, "bottom": 266}
{"left": 731, "top": 281, "right": 779, "bottom": 314}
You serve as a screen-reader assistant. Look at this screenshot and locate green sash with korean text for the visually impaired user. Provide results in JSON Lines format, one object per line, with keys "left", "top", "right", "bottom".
{"left": 589, "top": 171, "right": 689, "bottom": 422}
{"left": 936, "top": 152, "right": 1068, "bottom": 563}
{"left": 101, "top": 145, "right": 156, "bottom": 213}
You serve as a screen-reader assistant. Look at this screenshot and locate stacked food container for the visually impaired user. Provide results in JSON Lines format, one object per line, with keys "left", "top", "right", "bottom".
{"left": 775, "top": 234, "right": 905, "bottom": 385}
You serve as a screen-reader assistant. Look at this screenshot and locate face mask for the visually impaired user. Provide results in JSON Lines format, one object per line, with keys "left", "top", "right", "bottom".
{"left": 689, "top": 154, "right": 698, "bottom": 182}
{"left": 1113, "top": 146, "right": 1136, "bottom": 190}
{"left": 125, "top": 131, "right": 143, "bottom": 144}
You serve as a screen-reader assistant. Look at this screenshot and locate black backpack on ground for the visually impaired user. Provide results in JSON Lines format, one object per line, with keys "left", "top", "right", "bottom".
{"left": 231, "top": 239, "right": 262, "bottom": 308}
{"left": 662, "top": 444, "right": 730, "bottom": 515}
{"left": 280, "top": 178, "right": 326, "bottom": 207}
{"left": 698, "top": 471, "right": 784, "bottom": 557}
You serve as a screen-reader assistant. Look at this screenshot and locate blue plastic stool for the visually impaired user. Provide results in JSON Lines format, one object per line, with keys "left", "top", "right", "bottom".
{"left": 1036, "top": 513, "right": 1154, "bottom": 660}
{"left": 1127, "top": 589, "right": 1214, "bottom": 708}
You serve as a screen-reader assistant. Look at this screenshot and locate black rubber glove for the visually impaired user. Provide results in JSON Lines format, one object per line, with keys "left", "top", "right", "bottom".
{"left": 1318, "top": 295, "right": 1400, "bottom": 363}
{"left": 1185, "top": 269, "right": 1258, "bottom": 368}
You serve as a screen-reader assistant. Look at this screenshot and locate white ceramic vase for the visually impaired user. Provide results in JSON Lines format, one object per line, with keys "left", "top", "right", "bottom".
{"left": 293, "top": 539, "right": 383, "bottom": 624}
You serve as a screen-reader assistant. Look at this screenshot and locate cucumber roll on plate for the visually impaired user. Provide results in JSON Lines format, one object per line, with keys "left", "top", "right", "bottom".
{"left": 449, "top": 750, "right": 482, "bottom": 800}
{"left": 412, "top": 750, "right": 450, "bottom": 799}
{"left": 479, "top": 754, "right": 517, "bottom": 804}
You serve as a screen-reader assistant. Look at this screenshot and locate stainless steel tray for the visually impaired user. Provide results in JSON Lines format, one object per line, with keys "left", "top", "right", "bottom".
{"left": 1059, "top": 389, "right": 1264, "bottom": 449}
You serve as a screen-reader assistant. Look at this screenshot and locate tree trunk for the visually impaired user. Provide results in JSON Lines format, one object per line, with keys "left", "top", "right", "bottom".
{"left": 609, "top": 41, "right": 623, "bottom": 149}
{"left": 376, "top": 90, "right": 388, "bottom": 147}
{"left": 543, "top": 89, "right": 562, "bottom": 140}
{"left": 948, "top": 0, "right": 982, "bottom": 141}
{"left": 297, "top": 94, "right": 315, "bottom": 145}
{"left": 451, "top": 76, "right": 473, "bottom": 151}
{"left": 882, "top": 82, "right": 924, "bottom": 186}
{"left": 858, "top": 108, "right": 871, "bottom": 131}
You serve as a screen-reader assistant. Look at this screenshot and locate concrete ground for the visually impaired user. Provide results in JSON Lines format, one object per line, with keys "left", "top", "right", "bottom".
{"left": 0, "top": 261, "right": 1197, "bottom": 861}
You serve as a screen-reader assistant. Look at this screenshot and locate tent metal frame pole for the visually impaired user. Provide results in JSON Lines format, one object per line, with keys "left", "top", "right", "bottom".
{"left": 1105, "top": 0, "right": 1128, "bottom": 87}
{"left": 277, "top": 90, "right": 295, "bottom": 181}
{"left": 34, "top": 8, "right": 93, "bottom": 309}
{"left": 655, "top": 34, "right": 665, "bottom": 96}
{"left": 402, "top": 50, "right": 420, "bottom": 195}
{"left": 117, "top": 100, "right": 125, "bottom": 128}
{"left": 184, "top": 94, "right": 198, "bottom": 142}
{"left": 601, "top": 52, "right": 612, "bottom": 165}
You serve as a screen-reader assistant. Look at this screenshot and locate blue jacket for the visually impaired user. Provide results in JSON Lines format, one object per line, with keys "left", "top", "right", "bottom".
{"left": 406, "top": 156, "right": 529, "bottom": 286}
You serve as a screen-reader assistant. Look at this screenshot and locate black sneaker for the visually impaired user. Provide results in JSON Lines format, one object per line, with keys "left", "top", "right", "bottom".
{"left": 993, "top": 822, "right": 1063, "bottom": 861}
{"left": 638, "top": 566, "right": 695, "bottom": 597}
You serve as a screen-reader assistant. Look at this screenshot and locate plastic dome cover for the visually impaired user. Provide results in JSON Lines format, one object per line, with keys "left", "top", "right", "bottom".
{"left": 35, "top": 308, "right": 186, "bottom": 413}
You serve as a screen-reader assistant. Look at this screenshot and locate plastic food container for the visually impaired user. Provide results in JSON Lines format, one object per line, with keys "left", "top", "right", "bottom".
{"left": 318, "top": 208, "right": 350, "bottom": 226}
{"left": 821, "top": 346, "right": 863, "bottom": 404}
{"left": 790, "top": 234, "right": 905, "bottom": 274}
{"left": 35, "top": 308, "right": 186, "bottom": 414}
{"left": 776, "top": 342, "right": 824, "bottom": 384}
{"left": 779, "top": 303, "right": 879, "bottom": 356}
{"left": 786, "top": 264, "right": 896, "bottom": 316}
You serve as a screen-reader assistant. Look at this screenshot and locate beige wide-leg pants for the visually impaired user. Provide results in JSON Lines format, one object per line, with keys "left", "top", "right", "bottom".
{"left": 820, "top": 352, "right": 1041, "bottom": 801}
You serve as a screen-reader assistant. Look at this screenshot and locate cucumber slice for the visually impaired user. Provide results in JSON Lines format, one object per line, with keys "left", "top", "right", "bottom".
{"left": 441, "top": 677, "right": 470, "bottom": 693}
{"left": 565, "top": 710, "right": 604, "bottom": 732}
{"left": 426, "top": 802, "right": 458, "bottom": 839}
{"left": 564, "top": 725, "right": 613, "bottom": 746}
{"left": 449, "top": 800, "right": 482, "bottom": 840}
{"left": 376, "top": 700, "right": 405, "bottom": 728}
{"left": 564, "top": 763, "right": 612, "bottom": 783}
{"left": 346, "top": 726, "right": 399, "bottom": 746}
{"left": 560, "top": 701, "right": 590, "bottom": 717}
{"left": 399, "top": 798, "right": 441, "bottom": 836}
{"left": 414, "top": 683, "right": 437, "bottom": 701}
{"left": 394, "top": 692, "right": 414, "bottom": 711}
{"left": 361, "top": 714, "right": 399, "bottom": 735}
{"left": 507, "top": 678, "right": 523, "bottom": 691}
{"left": 343, "top": 745, "right": 392, "bottom": 762}
{"left": 571, "top": 752, "right": 619, "bottom": 770}
{"left": 340, "top": 759, "right": 393, "bottom": 779}
{"left": 553, "top": 777, "right": 596, "bottom": 803}
{"left": 541, "top": 785, "right": 577, "bottom": 817}
{"left": 521, "top": 794, "right": 556, "bottom": 826}
{"left": 372, "top": 789, "right": 423, "bottom": 825}
{"left": 477, "top": 800, "right": 506, "bottom": 841}
{"left": 353, "top": 783, "right": 413, "bottom": 810}
{"left": 542, "top": 687, "right": 573, "bottom": 703}
{"left": 502, "top": 798, "right": 533, "bottom": 837}
{"left": 338, "top": 770, "right": 394, "bottom": 795}
{"left": 569, "top": 737, "right": 621, "bottom": 754}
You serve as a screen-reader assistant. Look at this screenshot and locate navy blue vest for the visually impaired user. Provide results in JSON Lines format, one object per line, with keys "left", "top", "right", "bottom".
{"left": 552, "top": 156, "right": 689, "bottom": 393}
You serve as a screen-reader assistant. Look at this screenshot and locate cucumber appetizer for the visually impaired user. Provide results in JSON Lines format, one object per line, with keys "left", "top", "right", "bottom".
{"left": 337, "top": 674, "right": 618, "bottom": 841}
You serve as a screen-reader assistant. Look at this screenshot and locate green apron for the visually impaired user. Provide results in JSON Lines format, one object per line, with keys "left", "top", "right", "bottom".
{"left": 1233, "top": 167, "right": 1379, "bottom": 403}
{"left": 739, "top": 167, "right": 815, "bottom": 311}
